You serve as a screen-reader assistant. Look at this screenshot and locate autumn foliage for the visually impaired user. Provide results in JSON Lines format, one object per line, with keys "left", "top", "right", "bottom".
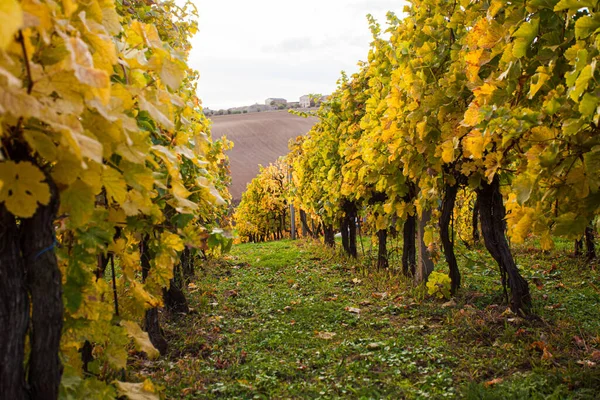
{"left": 0, "top": 0, "right": 231, "bottom": 398}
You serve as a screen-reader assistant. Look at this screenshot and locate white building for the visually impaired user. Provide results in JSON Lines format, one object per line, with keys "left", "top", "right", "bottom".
{"left": 299, "top": 95, "right": 312, "bottom": 108}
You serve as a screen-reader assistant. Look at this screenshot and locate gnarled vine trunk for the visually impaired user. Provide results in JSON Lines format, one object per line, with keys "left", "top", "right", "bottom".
{"left": 323, "top": 224, "right": 335, "bottom": 247}
{"left": 477, "top": 176, "right": 531, "bottom": 315}
{"left": 141, "top": 235, "right": 168, "bottom": 355}
{"left": 181, "top": 247, "right": 194, "bottom": 281}
{"left": 0, "top": 207, "right": 28, "bottom": 400}
{"left": 402, "top": 214, "right": 416, "bottom": 277}
{"left": 440, "top": 183, "right": 460, "bottom": 295}
{"left": 377, "top": 229, "right": 388, "bottom": 269}
{"left": 164, "top": 261, "right": 189, "bottom": 314}
{"left": 341, "top": 201, "right": 358, "bottom": 258}
{"left": 300, "top": 210, "right": 316, "bottom": 238}
{"left": 21, "top": 177, "right": 63, "bottom": 400}
{"left": 585, "top": 226, "right": 596, "bottom": 260}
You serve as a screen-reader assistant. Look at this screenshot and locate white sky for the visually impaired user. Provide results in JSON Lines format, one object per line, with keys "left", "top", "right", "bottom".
{"left": 187, "top": 0, "right": 407, "bottom": 110}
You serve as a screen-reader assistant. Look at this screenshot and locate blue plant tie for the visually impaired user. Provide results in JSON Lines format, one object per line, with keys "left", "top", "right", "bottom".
{"left": 34, "top": 238, "right": 58, "bottom": 259}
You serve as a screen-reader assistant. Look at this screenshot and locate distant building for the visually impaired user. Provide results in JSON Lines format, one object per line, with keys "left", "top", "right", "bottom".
{"left": 299, "top": 95, "right": 312, "bottom": 108}
{"left": 265, "top": 98, "right": 287, "bottom": 106}
{"left": 300, "top": 94, "right": 328, "bottom": 108}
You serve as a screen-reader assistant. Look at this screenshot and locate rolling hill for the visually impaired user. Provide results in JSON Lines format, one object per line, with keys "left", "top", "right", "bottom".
{"left": 210, "top": 111, "right": 318, "bottom": 202}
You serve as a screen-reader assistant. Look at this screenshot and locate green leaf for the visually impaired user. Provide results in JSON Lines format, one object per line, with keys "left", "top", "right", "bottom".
{"left": 554, "top": 212, "right": 588, "bottom": 238}
{"left": 562, "top": 118, "right": 585, "bottom": 136}
{"left": 514, "top": 174, "right": 535, "bottom": 204}
{"left": 102, "top": 166, "right": 128, "bottom": 205}
{"left": 60, "top": 180, "right": 96, "bottom": 227}
{"left": 512, "top": 18, "right": 539, "bottom": 58}
{"left": 579, "top": 93, "right": 599, "bottom": 117}
{"left": 584, "top": 147, "right": 600, "bottom": 193}
{"left": 575, "top": 15, "right": 600, "bottom": 39}
{"left": 569, "top": 64, "right": 593, "bottom": 101}
{"left": 554, "top": 0, "right": 597, "bottom": 11}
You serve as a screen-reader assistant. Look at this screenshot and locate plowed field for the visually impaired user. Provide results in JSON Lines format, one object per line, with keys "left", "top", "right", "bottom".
{"left": 211, "top": 111, "right": 317, "bottom": 202}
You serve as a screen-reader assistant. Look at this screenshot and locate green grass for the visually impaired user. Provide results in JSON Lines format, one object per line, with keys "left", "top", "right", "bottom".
{"left": 130, "top": 238, "right": 600, "bottom": 399}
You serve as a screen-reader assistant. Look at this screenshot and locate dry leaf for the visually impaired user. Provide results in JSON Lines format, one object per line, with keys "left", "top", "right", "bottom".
{"left": 577, "top": 360, "right": 597, "bottom": 367}
{"left": 484, "top": 377, "right": 503, "bottom": 387}
{"left": 442, "top": 299, "right": 457, "bottom": 308}
{"left": 573, "top": 336, "right": 586, "bottom": 348}
{"left": 372, "top": 292, "right": 388, "bottom": 299}
{"left": 316, "top": 331, "right": 336, "bottom": 340}
{"left": 542, "top": 347, "right": 553, "bottom": 360}
{"left": 345, "top": 307, "right": 361, "bottom": 314}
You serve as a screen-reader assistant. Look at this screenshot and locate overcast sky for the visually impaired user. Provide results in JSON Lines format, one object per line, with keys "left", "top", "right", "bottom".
{"left": 187, "top": 0, "right": 407, "bottom": 110}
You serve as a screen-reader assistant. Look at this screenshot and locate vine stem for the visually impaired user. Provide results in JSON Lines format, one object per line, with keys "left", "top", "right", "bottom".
{"left": 18, "top": 30, "right": 34, "bottom": 95}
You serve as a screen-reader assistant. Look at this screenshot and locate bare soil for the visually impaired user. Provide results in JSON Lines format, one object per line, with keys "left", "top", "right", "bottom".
{"left": 211, "top": 111, "right": 317, "bottom": 201}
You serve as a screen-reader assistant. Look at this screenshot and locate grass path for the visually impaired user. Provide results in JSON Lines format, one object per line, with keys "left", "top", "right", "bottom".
{"left": 135, "top": 239, "right": 600, "bottom": 399}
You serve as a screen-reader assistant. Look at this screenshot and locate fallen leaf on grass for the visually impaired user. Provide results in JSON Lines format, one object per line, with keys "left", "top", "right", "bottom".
{"left": 542, "top": 347, "right": 553, "bottom": 360}
{"left": 351, "top": 278, "right": 362, "bottom": 284}
{"left": 345, "top": 307, "right": 361, "bottom": 314}
{"left": 315, "top": 331, "right": 336, "bottom": 340}
{"left": 114, "top": 380, "right": 159, "bottom": 400}
{"left": 366, "top": 342, "right": 383, "bottom": 350}
{"left": 442, "top": 299, "right": 456, "bottom": 308}
{"left": 530, "top": 341, "right": 547, "bottom": 351}
{"left": 501, "top": 308, "right": 514, "bottom": 317}
{"left": 590, "top": 350, "right": 600, "bottom": 361}
{"left": 359, "top": 300, "right": 372, "bottom": 306}
{"left": 544, "top": 303, "right": 562, "bottom": 310}
{"left": 573, "top": 336, "right": 586, "bottom": 348}
{"left": 484, "top": 377, "right": 503, "bottom": 387}
{"left": 577, "top": 360, "right": 597, "bottom": 367}
{"left": 372, "top": 292, "right": 388, "bottom": 299}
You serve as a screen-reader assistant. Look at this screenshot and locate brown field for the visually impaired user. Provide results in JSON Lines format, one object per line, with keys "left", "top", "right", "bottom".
{"left": 210, "top": 111, "right": 317, "bottom": 202}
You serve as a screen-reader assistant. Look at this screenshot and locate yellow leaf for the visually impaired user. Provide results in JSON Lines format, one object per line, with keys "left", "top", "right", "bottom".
{"left": 62, "top": 0, "right": 78, "bottom": 17}
{"left": 463, "top": 131, "right": 485, "bottom": 159}
{"left": 161, "top": 232, "right": 184, "bottom": 252}
{"left": 65, "top": 37, "right": 110, "bottom": 89}
{"left": 74, "top": 131, "right": 103, "bottom": 164}
{"left": 121, "top": 321, "right": 160, "bottom": 360}
{"left": 0, "top": 161, "right": 50, "bottom": 218}
{"left": 540, "top": 231, "right": 555, "bottom": 251}
{"left": 102, "top": 166, "right": 127, "bottom": 204}
{"left": 0, "top": 0, "right": 22, "bottom": 50}
{"left": 131, "top": 21, "right": 163, "bottom": 49}
{"left": 441, "top": 140, "right": 455, "bottom": 163}
{"left": 114, "top": 380, "right": 159, "bottom": 400}
{"left": 462, "top": 103, "right": 482, "bottom": 127}
{"left": 160, "top": 57, "right": 186, "bottom": 90}
{"left": 138, "top": 95, "right": 174, "bottom": 130}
